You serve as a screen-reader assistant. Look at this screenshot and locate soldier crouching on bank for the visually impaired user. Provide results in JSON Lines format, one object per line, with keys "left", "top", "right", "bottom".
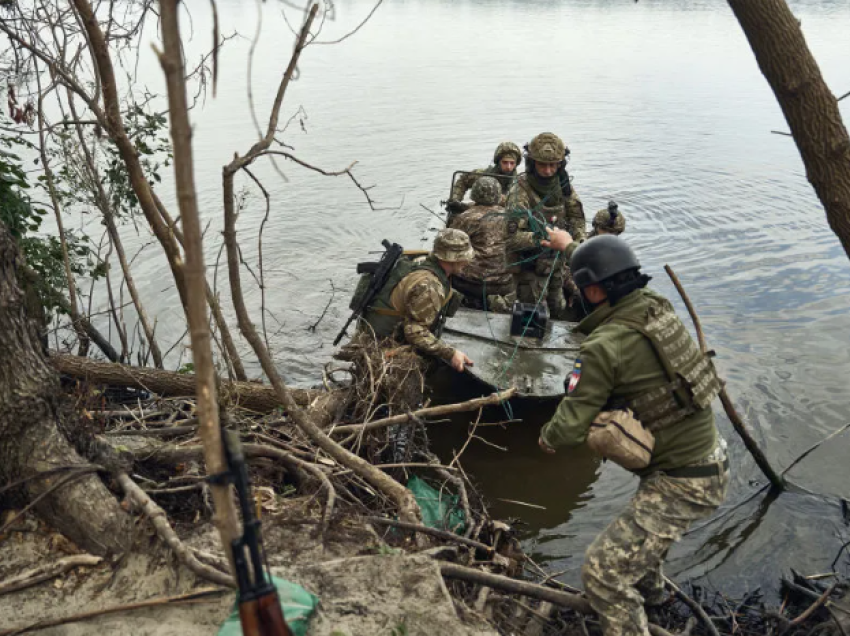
{"left": 448, "top": 176, "right": 517, "bottom": 313}
{"left": 538, "top": 228, "right": 730, "bottom": 636}
{"left": 357, "top": 229, "right": 475, "bottom": 373}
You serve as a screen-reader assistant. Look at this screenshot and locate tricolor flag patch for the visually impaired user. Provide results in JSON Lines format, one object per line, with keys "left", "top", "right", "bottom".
{"left": 567, "top": 359, "right": 582, "bottom": 394}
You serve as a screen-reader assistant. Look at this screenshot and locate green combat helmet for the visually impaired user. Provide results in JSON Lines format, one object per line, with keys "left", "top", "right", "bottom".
{"left": 433, "top": 228, "right": 475, "bottom": 262}
{"left": 494, "top": 141, "right": 522, "bottom": 166}
{"left": 592, "top": 201, "right": 626, "bottom": 235}
{"left": 470, "top": 176, "right": 502, "bottom": 207}
{"left": 527, "top": 132, "right": 567, "bottom": 163}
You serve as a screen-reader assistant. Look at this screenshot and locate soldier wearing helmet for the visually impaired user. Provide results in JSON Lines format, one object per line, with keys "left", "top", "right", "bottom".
{"left": 447, "top": 177, "right": 516, "bottom": 313}
{"left": 589, "top": 201, "right": 627, "bottom": 238}
{"left": 447, "top": 141, "right": 522, "bottom": 213}
{"left": 538, "top": 228, "right": 729, "bottom": 636}
{"left": 358, "top": 229, "right": 475, "bottom": 372}
{"left": 505, "top": 132, "right": 586, "bottom": 317}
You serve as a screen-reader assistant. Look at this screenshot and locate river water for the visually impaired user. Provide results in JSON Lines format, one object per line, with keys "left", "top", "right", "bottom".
{"left": 112, "top": 0, "right": 850, "bottom": 596}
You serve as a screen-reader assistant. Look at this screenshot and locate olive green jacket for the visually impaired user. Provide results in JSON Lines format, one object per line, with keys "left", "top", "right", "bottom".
{"left": 540, "top": 288, "right": 717, "bottom": 475}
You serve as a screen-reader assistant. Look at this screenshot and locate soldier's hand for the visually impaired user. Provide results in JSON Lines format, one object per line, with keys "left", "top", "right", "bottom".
{"left": 539, "top": 437, "right": 556, "bottom": 454}
{"left": 450, "top": 350, "right": 474, "bottom": 373}
{"left": 540, "top": 226, "right": 573, "bottom": 252}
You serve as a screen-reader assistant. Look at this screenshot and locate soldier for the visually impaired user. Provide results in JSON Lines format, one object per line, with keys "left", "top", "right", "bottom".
{"left": 562, "top": 201, "right": 627, "bottom": 318}
{"left": 538, "top": 230, "right": 730, "bottom": 636}
{"left": 359, "top": 229, "right": 475, "bottom": 373}
{"left": 447, "top": 141, "right": 522, "bottom": 212}
{"left": 448, "top": 176, "right": 516, "bottom": 313}
{"left": 505, "top": 132, "right": 586, "bottom": 317}
{"left": 589, "top": 201, "right": 627, "bottom": 238}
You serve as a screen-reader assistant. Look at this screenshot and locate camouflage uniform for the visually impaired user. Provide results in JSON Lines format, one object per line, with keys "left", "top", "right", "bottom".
{"left": 448, "top": 177, "right": 516, "bottom": 313}
{"left": 450, "top": 142, "right": 522, "bottom": 202}
{"left": 505, "top": 133, "right": 586, "bottom": 317}
{"left": 359, "top": 229, "right": 474, "bottom": 362}
{"left": 563, "top": 202, "right": 627, "bottom": 316}
{"left": 540, "top": 282, "right": 729, "bottom": 636}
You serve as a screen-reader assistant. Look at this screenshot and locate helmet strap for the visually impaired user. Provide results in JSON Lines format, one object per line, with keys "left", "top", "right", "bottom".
{"left": 602, "top": 272, "right": 652, "bottom": 306}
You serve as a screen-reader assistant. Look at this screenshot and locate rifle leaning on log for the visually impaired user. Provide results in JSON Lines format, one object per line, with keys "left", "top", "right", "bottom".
{"left": 213, "top": 430, "right": 295, "bottom": 636}
{"left": 333, "top": 239, "right": 404, "bottom": 346}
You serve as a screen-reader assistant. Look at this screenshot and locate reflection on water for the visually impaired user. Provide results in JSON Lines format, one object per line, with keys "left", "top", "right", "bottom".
{"left": 117, "top": 0, "right": 850, "bottom": 595}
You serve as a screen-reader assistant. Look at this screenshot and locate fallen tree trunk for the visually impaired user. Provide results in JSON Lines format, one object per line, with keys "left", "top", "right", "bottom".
{"left": 50, "top": 353, "right": 332, "bottom": 413}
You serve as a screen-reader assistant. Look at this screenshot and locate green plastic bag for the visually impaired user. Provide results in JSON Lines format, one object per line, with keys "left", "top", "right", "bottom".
{"left": 407, "top": 475, "right": 466, "bottom": 534}
{"left": 217, "top": 576, "right": 318, "bottom": 636}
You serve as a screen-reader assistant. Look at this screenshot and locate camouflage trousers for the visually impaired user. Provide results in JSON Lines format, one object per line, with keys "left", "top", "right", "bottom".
{"left": 582, "top": 442, "right": 730, "bottom": 636}
{"left": 515, "top": 261, "right": 567, "bottom": 317}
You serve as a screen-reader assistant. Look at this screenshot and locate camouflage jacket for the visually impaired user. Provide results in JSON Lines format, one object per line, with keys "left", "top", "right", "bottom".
{"left": 447, "top": 205, "right": 512, "bottom": 287}
{"left": 540, "top": 288, "right": 717, "bottom": 475}
{"left": 505, "top": 174, "right": 586, "bottom": 250}
{"left": 388, "top": 267, "right": 455, "bottom": 362}
{"left": 451, "top": 165, "right": 515, "bottom": 202}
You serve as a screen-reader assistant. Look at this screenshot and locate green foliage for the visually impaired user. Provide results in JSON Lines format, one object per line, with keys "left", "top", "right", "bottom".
{"left": 102, "top": 103, "right": 172, "bottom": 215}
{"left": 177, "top": 362, "right": 195, "bottom": 375}
{"left": 0, "top": 122, "right": 100, "bottom": 314}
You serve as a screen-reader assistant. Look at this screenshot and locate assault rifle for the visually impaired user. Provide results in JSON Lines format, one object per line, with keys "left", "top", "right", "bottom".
{"left": 221, "top": 430, "right": 294, "bottom": 636}
{"left": 333, "top": 239, "right": 404, "bottom": 346}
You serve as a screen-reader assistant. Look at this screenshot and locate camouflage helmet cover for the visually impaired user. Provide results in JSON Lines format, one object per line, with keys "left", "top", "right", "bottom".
{"left": 493, "top": 141, "right": 522, "bottom": 166}
{"left": 470, "top": 176, "right": 502, "bottom": 206}
{"left": 526, "top": 132, "right": 567, "bottom": 163}
{"left": 592, "top": 201, "right": 626, "bottom": 234}
{"left": 433, "top": 228, "right": 475, "bottom": 263}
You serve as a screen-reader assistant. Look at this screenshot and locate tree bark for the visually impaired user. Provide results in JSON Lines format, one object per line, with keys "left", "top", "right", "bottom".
{"left": 0, "top": 221, "right": 129, "bottom": 555}
{"left": 49, "top": 353, "right": 336, "bottom": 414}
{"left": 727, "top": 0, "right": 850, "bottom": 259}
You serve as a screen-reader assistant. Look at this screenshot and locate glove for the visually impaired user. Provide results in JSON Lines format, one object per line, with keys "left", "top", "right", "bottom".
{"left": 445, "top": 200, "right": 468, "bottom": 215}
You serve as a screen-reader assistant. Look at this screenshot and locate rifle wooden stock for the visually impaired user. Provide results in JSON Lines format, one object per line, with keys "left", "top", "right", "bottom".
{"left": 238, "top": 592, "right": 294, "bottom": 636}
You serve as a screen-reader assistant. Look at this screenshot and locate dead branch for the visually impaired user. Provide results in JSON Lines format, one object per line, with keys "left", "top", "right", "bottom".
{"left": 220, "top": 4, "right": 421, "bottom": 526}
{"left": 34, "top": 75, "right": 89, "bottom": 357}
{"left": 663, "top": 575, "right": 720, "bottom": 636}
{"left": 64, "top": 88, "right": 163, "bottom": 368}
{"left": 439, "top": 563, "right": 675, "bottom": 636}
{"left": 664, "top": 264, "right": 785, "bottom": 490}
{"left": 116, "top": 472, "right": 234, "bottom": 587}
{"left": 155, "top": 0, "right": 243, "bottom": 571}
{"left": 331, "top": 388, "right": 517, "bottom": 435}
{"left": 50, "top": 352, "right": 328, "bottom": 413}
{"left": 17, "top": 265, "right": 119, "bottom": 362}
{"left": 0, "top": 588, "right": 227, "bottom": 636}
{"left": 71, "top": 0, "right": 191, "bottom": 313}
{"left": 367, "top": 516, "right": 493, "bottom": 553}
{"left": 0, "top": 554, "right": 102, "bottom": 597}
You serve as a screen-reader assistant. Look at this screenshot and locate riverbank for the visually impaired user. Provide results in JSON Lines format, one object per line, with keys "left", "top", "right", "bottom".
{"left": 1, "top": 359, "right": 848, "bottom": 636}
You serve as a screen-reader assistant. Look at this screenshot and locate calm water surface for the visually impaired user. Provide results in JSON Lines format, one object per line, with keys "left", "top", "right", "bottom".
{"left": 110, "top": 0, "right": 850, "bottom": 595}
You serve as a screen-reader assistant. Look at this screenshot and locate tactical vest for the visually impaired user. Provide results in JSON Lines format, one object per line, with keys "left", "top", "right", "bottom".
{"left": 360, "top": 256, "right": 451, "bottom": 339}
{"left": 605, "top": 295, "right": 723, "bottom": 432}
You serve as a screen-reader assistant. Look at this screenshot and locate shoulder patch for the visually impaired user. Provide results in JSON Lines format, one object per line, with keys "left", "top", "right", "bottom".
{"left": 567, "top": 358, "right": 582, "bottom": 394}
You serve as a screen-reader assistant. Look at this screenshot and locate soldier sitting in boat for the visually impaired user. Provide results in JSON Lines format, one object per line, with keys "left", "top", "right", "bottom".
{"left": 505, "top": 132, "right": 586, "bottom": 319}
{"left": 447, "top": 176, "right": 517, "bottom": 313}
{"left": 563, "top": 202, "right": 628, "bottom": 320}
{"left": 446, "top": 141, "right": 522, "bottom": 217}
{"left": 352, "top": 229, "right": 476, "bottom": 373}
